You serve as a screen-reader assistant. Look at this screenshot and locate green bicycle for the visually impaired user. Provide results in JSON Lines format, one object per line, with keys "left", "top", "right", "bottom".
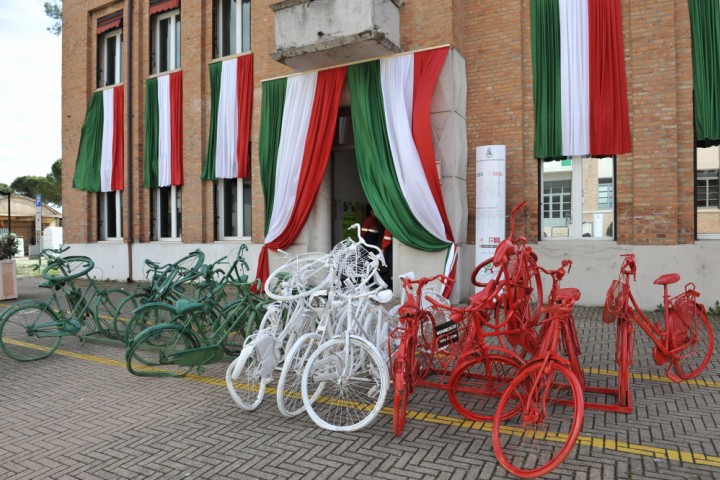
{"left": 0, "top": 247, "right": 134, "bottom": 361}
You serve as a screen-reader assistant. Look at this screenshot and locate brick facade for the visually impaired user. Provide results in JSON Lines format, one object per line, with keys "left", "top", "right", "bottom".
{"left": 63, "top": 1, "right": 700, "bottom": 279}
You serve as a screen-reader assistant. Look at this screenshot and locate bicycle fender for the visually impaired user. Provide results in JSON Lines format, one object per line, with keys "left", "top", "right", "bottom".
{"left": 523, "top": 353, "right": 571, "bottom": 370}
{"left": 130, "top": 301, "right": 177, "bottom": 316}
{"left": 231, "top": 345, "right": 255, "bottom": 380}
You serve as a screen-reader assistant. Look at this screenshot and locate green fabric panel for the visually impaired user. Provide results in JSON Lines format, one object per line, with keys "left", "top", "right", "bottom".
{"left": 689, "top": 0, "right": 720, "bottom": 142}
{"left": 531, "top": 0, "right": 562, "bottom": 159}
{"left": 72, "top": 91, "right": 104, "bottom": 192}
{"left": 143, "top": 77, "right": 159, "bottom": 189}
{"left": 348, "top": 61, "right": 448, "bottom": 253}
{"left": 258, "top": 77, "right": 287, "bottom": 235}
{"left": 202, "top": 61, "right": 223, "bottom": 181}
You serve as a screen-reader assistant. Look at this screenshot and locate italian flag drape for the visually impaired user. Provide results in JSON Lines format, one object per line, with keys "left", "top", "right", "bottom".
{"left": 348, "top": 48, "right": 456, "bottom": 296}
{"left": 531, "top": 0, "right": 631, "bottom": 159}
{"left": 144, "top": 71, "right": 183, "bottom": 188}
{"left": 256, "top": 67, "right": 348, "bottom": 285}
{"left": 73, "top": 85, "right": 124, "bottom": 192}
{"left": 688, "top": 0, "right": 720, "bottom": 143}
{"left": 202, "top": 54, "right": 253, "bottom": 180}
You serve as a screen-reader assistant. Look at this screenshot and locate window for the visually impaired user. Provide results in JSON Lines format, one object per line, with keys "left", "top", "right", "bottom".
{"left": 216, "top": 178, "right": 251, "bottom": 239}
{"left": 98, "top": 191, "right": 123, "bottom": 240}
{"left": 697, "top": 170, "right": 719, "bottom": 208}
{"left": 696, "top": 147, "right": 720, "bottom": 237}
{"left": 98, "top": 29, "right": 123, "bottom": 87}
{"left": 151, "top": 186, "right": 182, "bottom": 240}
{"left": 541, "top": 157, "right": 615, "bottom": 239}
{"left": 214, "top": 0, "right": 251, "bottom": 58}
{"left": 151, "top": 10, "right": 181, "bottom": 74}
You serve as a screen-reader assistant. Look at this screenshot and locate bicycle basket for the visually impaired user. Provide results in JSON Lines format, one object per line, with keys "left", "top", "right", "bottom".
{"left": 668, "top": 292, "right": 698, "bottom": 347}
{"left": 334, "top": 242, "right": 379, "bottom": 291}
{"left": 602, "top": 280, "right": 627, "bottom": 324}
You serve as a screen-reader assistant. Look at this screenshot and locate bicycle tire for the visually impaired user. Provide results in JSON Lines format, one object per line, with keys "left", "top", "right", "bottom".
{"left": 492, "top": 360, "right": 584, "bottom": 479}
{"left": 112, "top": 292, "right": 148, "bottom": 340}
{"left": 392, "top": 333, "right": 415, "bottom": 436}
{"left": 94, "top": 288, "right": 132, "bottom": 339}
{"left": 265, "top": 256, "right": 333, "bottom": 301}
{"left": 0, "top": 301, "right": 63, "bottom": 361}
{"left": 42, "top": 256, "right": 95, "bottom": 281}
{"left": 616, "top": 318, "right": 632, "bottom": 407}
{"left": 124, "top": 303, "right": 178, "bottom": 345}
{"left": 448, "top": 349, "right": 522, "bottom": 422}
{"left": 126, "top": 324, "right": 200, "bottom": 377}
{"left": 226, "top": 350, "right": 268, "bottom": 411}
{"left": 219, "top": 299, "right": 254, "bottom": 355}
{"left": 171, "top": 250, "right": 206, "bottom": 273}
{"left": 302, "top": 336, "right": 389, "bottom": 432}
{"left": 277, "top": 332, "right": 322, "bottom": 417}
{"left": 671, "top": 305, "right": 714, "bottom": 380}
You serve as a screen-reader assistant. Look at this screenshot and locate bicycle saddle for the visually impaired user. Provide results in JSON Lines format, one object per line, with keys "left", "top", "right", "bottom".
{"left": 492, "top": 240, "right": 514, "bottom": 267}
{"left": 555, "top": 287, "right": 580, "bottom": 303}
{"left": 653, "top": 273, "right": 680, "bottom": 286}
{"left": 469, "top": 279, "right": 496, "bottom": 306}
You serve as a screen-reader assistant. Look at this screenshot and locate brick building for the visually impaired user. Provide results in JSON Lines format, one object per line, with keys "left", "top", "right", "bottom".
{"left": 62, "top": 0, "right": 720, "bottom": 307}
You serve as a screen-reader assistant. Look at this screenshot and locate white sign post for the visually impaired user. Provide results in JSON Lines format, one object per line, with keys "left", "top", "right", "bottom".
{"left": 475, "top": 145, "right": 506, "bottom": 290}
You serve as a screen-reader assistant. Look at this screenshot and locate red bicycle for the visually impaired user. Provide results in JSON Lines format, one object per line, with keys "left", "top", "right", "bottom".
{"left": 602, "top": 254, "right": 714, "bottom": 411}
{"left": 492, "top": 261, "right": 584, "bottom": 479}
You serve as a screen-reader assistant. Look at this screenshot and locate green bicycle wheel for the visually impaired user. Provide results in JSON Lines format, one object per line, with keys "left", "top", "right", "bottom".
{"left": 126, "top": 324, "right": 200, "bottom": 377}
{"left": 0, "top": 301, "right": 63, "bottom": 361}
{"left": 112, "top": 292, "right": 147, "bottom": 341}
{"left": 93, "top": 288, "right": 133, "bottom": 339}
{"left": 124, "top": 303, "right": 178, "bottom": 345}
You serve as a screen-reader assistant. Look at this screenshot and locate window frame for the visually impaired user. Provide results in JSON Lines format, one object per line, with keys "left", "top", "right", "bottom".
{"left": 98, "top": 191, "right": 123, "bottom": 241}
{"left": 696, "top": 169, "right": 719, "bottom": 209}
{"left": 151, "top": 185, "right": 182, "bottom": 240}
{"left": 151, "top": 9, "right": 181, "bottom": 74}
{"left": 98, "top": 28, "right": 123, "bottom": 88}
{"left": 216, "top": 178, "right": 251, "bottom": 240}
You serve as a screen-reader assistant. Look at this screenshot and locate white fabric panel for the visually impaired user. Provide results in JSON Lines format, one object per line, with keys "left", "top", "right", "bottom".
{"left": 379, "top": 54, "right": 449, "bottom": 244}
{"left": 265, "top": 72, "right": 318, "bottom": 244}
{"left": 157, "top": 75, "right": 172, "bottom": 187}
{"left": 559, "top": 0, "right": 589, "bottom": 156}
{"left": 216, "top": 58, "right": 239, "bottom": 179}
{"left": 100, "top": 88, "right": 114, "bottom": 192}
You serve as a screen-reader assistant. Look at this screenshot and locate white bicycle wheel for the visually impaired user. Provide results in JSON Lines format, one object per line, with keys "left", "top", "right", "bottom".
{"left": 276, "top": 332, "right": 323, "bottom": 417}
{"left": 226, "top": 351, "right": 267, "bottom": 411}
{"left": 302, "top": 336, "right": 389, "bottom": 432}
{"left": 265, "top": 255, "right": 334, "bottom": 301}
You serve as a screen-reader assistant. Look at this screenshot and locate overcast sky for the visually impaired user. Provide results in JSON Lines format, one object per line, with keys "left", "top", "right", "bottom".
{"left": 0, "top": 0, "right": 62, "bottom": 186}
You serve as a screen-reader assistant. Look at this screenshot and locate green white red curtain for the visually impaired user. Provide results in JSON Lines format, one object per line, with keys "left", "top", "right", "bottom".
{"left": 688, "top": 0, "right": 720, "bottom": 143}
{"left": 531, "top": 0, "right": 630, "bottom": 159}
{"left": 256, "top": 67, "right": 348, "bottom": 285}
{"left": 348, "top": 47, "right": 456, "bottom": 296}
{"left": 202, "top": 54, "right": 253, "bottom": 180}
{"left": 73, "top": 85, "right": 124, "bottom": 192}
{"left": 144, "top": 71, "right": 183, "bottom": 188}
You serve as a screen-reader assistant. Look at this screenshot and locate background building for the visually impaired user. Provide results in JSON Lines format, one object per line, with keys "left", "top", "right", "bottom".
{"left": 62, "top": 0, "right": 720, "bottom": 308}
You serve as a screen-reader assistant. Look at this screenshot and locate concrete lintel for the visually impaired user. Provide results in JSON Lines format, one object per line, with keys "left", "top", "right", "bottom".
{"left": 271, "top": 0, "right": 403, "bottom": 12}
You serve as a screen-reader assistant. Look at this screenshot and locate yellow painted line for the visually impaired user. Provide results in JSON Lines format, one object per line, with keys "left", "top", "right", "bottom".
{"left": 5, "top": 338, "right": 720, "bottom": 468}
{"left": 583, "top": 367, "right": 720, "bottom": 388}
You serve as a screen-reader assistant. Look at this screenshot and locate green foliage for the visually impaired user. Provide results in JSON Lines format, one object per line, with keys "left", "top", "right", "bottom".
{"left": 655, "top": 303, "right": 664, "bottom": 313}
{"left": 706, "top": 300, "right": 720, "bottom": 316}
{"left": 44, "top": 1, "right": 62, "bottom": 36}
{"left": 0, "top": 235, "right": 19, "bottom": 261}
{"left": 0, "top": 183, "right": 11, "bottom": 195}
{"left": 11, "top": 160, "right": 62, "bottom": 206}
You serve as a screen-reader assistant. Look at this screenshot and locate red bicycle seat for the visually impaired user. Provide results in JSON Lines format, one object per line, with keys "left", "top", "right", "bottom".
{"left": 492, "top": 240, "right": 514, "bottom": 267}
{"left": 555, "top": 287, "right": 580, "bottom": 303}
{"left": 469, "top": 279, "right": 496, "bottom": 306}
{"left": 653, "top": 273, "right": 680, "bottom": 286}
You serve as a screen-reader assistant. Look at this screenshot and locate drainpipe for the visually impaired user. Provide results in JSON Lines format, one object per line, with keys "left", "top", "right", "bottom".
{"left": 126, "top": 0, "right": 134, "bottom": 282}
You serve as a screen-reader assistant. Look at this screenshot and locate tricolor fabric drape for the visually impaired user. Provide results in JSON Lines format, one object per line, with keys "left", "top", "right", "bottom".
{"left": 531, "top": 0, "right": 630, "bottom": 159}
{"left": 255, "top": 67, "right": 348, "bottom": 285}
{"left": 144, "top": 71, "right": 183, "bottom": 188}
{"left": 73, "top": 85, "right": 124, "bottom": 192}
{"left": 688, "top": 0, "right": 720, "bottom": 143}
{"left": 256, "top": 47, "right": 457, "bottom": 297}
{"left": 202, "top": 54, "right": 254, "bottom": 180}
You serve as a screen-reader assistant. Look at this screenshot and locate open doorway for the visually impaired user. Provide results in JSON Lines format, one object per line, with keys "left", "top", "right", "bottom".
{"left": 330, "top": 107, "right": 393, "bottom": 287}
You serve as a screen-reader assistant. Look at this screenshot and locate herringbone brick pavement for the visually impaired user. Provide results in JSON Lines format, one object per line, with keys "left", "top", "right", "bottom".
{"left": 0, "top": 279, "right": 719, "bottom": 479}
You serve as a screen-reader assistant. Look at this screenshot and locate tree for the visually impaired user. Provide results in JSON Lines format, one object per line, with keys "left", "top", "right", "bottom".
{"left": 44, "top": 1, "right": 62, "bottom": 36}
{"left": 0, "top": 184, "right": 11, "bottom": 195}
{"left": 7, "top": 160, "right": 62, "bottom": 206}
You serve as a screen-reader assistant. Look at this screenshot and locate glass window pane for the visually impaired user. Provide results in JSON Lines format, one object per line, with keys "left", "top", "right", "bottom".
{"left": 159, "top": 17, "right": 170, "bottom": 72}
{"left": 176, "top": 187, "right": 182, "bottom": 237}
{"left": 243, "top": 178, "right": 252, "bottom": 235}
{"left": 241, "top": 0, "right": 251, "bottom": 52}
{"left": 175, "top": 16, "right": 181, "bottom": 69}
{"left": 106, "top": 37, "right": 116, "bottom": 85}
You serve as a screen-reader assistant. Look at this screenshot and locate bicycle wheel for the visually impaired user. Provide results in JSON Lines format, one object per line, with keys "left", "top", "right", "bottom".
{"left": 277, "top": 332, "right": 322, "bottom": 417}
{"left": 124, "top": 303, "right": 178, "bottom": 344}
{"left": 113, "top": 292, "right": 147, "bottom": 340}
{"left": 42, "top": 256, "right": 94, "bottom": 281}
{"left": 126, "top": 324, "right": 200, "bottom": 377}
{"left": 671, "top": 306, "right": 714, "bottom": 380}
{"left": 448, "top": 350, "right": 522, "bottom": 422}
{"left": 172, "top": 250, "right": 206, "bottom": 272}
{"left": 94, "top": 288, "right": 132, "bottom": 339}
{"left": 493, "top": 360, "right": 584, "bottom": 479}
{"left": 616, "top": 318, "right": 632, "bottom": 407}
{"left": 265, "top": 255, "right": 333, "bottom": 301}
{"left": 302, "top": 336, "right": 389, "bottom": 432}
{"left": 0, "top": 302, "right": 63, "bottom": 361}
{"left": 226, "top": 349, "right": 268, "bottom": 411}
{"left": 220, "top": 299, "right": 254, "bottom": 355}
{"left": 393, "top": 334, "right": 414, "bottom": 436}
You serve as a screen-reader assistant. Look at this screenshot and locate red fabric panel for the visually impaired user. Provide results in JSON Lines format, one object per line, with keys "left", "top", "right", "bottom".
{"left": 111, "top": 85, "right": 125, "bottom": 191}
{"left": 256, "top": 67, "right": 347, "bottom": 285}
{"left": 169, "top": 71, "right": 183, "bottom": 186}
{"left": 589, "top": 0, "right": 631, "bottom": 156}
{"left": 236, "top": 54, "right": 253, "bottom": 178}
{"left": 412, "top": 46, "right": 453, "bottom": 242}
{"left": 149, "top": 0, "right": 179, "bottom": 16}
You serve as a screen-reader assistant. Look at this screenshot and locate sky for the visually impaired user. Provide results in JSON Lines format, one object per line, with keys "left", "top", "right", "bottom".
{"left": 0, "top": 0, "right": 62, "bottom": 186}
